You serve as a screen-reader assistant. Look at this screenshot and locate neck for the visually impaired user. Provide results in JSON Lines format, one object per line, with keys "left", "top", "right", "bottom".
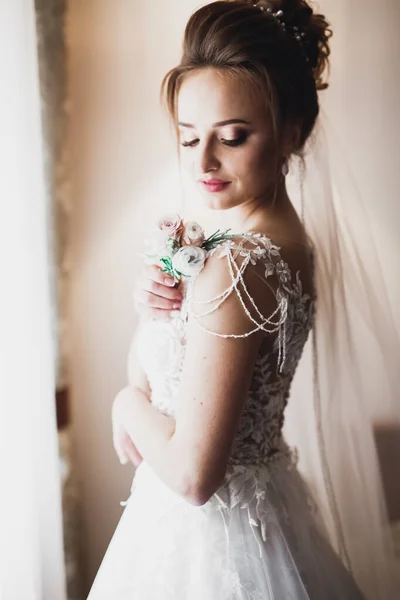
{"left": 206, "top": 180, "right": 292, "bottom": 235}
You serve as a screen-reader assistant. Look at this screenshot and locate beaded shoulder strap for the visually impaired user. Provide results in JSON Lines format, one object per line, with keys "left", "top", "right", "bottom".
{"left": 186, "top": 234, "right": 289, "bottom": 371}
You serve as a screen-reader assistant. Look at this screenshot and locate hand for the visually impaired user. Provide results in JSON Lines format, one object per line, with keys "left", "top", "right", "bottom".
{"left": 112, "top": 387, "right": 143, "bottom": 467}
{"left": 133, "top": 264, "right": 183, "bottom": 320}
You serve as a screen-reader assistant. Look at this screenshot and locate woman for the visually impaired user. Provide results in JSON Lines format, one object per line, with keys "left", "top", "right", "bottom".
{"left": 88, "top": 1, "right": 396, "bottom": 598}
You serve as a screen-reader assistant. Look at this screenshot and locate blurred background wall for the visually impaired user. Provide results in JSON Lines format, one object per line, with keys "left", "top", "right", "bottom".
{"left": 65, "top": 0, "right": 400, "bottom": 593}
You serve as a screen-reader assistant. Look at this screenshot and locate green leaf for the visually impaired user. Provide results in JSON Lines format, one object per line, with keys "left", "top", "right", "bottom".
{"left": 202, "top": 228, "right": 234, "bottom": 251}
{"left": 160, "top": 256, "right": 173, "bottom": 269}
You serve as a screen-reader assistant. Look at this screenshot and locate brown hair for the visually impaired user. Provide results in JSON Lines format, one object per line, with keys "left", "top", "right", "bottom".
{"left": 161, "top": 0, "right": 332, "bottom": 153}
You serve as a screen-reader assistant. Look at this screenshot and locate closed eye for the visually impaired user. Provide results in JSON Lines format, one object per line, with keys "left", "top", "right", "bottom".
{"left": 181, "top": 139, "right": 199, "bottom": 148}
{"left": 181, "top": 134, "right": 248, "bottom": 148}
{"left": 221, "top": 133, "right": 248, "bottom": 147}
{"left": 181, "top": 133, "right": 249, "bottom": 148}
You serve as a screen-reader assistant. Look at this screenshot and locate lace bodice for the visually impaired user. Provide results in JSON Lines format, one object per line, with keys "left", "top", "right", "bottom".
{"left": 131, "top": 234, "right": 314, "bottom": 468}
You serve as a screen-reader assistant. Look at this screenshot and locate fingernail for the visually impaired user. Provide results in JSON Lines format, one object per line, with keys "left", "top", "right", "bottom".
{"left": 173, "top": 303, "right": 182, "bottom": 309}
{"left": 119, "top": 456, "right": 128, "bottom": 465}
{"left": 164, "top": 277, "right": 175, "bottom": 287}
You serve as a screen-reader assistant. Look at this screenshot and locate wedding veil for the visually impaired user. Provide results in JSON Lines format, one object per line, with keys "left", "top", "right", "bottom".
{"left": 284, "top": 116, "right": 400, "bottom": 599}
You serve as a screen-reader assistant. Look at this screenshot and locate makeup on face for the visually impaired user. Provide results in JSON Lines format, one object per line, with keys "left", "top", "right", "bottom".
{"left": 177, "top": 69, "right": 278, "bottom": 210}
{"left": 178, "top": 119, "right": 252, "bottom": 149}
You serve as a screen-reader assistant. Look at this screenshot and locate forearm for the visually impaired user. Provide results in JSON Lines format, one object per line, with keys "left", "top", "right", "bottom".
{"left": 119, "top": 386, "right": 189, "bottom": 499}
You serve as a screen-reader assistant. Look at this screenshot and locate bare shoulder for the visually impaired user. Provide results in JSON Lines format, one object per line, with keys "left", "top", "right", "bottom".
{"left": 273, "top": 232, "right": 315, "bottom": 298}
{"left": 188, "top": 235, "right": 284, "bottom": 338}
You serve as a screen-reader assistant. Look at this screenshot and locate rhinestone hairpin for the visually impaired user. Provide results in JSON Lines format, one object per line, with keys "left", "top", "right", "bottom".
{"left": 254, "top": 4, "right": 308, "bottom": 62}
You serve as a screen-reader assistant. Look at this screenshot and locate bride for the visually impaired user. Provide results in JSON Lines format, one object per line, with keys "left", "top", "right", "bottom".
{"left": 87, "top": 1, "right": 397, "bottom": 598}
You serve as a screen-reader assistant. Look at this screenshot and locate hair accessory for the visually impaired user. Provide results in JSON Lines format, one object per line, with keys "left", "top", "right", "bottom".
{"left": 254, "top": 3, "right": 309, "bottom": 62}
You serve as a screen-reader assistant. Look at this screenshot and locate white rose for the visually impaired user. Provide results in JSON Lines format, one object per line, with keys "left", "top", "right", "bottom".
{"left": 172, "top": 246, "right": 206, "bottom": 278}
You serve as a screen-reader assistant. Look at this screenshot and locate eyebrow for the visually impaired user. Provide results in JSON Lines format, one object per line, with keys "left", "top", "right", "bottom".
{"left": 178, "top": 119, "right": 251, "bottom": 128}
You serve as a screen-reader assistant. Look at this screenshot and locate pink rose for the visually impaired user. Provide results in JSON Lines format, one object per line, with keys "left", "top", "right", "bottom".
{"left": 157, "top": 214, "right": 183, "bottom": 241}
{"left": 181, "top": 221, "right": 205, "bottom": 247}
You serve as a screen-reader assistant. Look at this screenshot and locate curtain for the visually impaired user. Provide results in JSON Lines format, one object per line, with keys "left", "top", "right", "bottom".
{"left": 35, "top": 0, "right": 83, "bottom": 595}
{"left": 0, "top": 1, "right": 66, "bottom": 599}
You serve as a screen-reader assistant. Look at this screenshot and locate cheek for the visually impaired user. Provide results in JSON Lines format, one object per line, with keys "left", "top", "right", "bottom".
{"left": 235, "top": 140, "right": 276, "bottom": 185}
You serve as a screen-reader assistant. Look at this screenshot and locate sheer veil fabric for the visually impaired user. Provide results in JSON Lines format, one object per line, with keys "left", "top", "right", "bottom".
{"left": 284, "top": 117, "right": 400, "bottom": 599}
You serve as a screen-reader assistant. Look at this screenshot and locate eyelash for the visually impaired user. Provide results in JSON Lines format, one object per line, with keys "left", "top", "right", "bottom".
{"left": 181, "top": 133, "right": 248, "bottom": 148}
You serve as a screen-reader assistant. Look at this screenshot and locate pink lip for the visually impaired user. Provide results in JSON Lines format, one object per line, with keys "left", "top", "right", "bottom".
{"left": 200, "top": 179, "right": 230, "bottom": 193}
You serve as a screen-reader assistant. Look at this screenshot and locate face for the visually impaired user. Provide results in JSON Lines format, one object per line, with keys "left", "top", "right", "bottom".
{"left": 177, "top": 68, "right": 280, "bottom": 211}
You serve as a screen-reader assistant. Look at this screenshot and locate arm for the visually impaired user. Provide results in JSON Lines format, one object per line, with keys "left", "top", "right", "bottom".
{"left": 112, "top": 328, "right": 154, "bottom": 466}
{"left": 119, "top": 253, "right": 275, "bottom": 505}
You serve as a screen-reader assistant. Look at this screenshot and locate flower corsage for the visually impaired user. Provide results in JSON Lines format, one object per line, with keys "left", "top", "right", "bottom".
{"left": 145, "top": 214, "right": 233, "bottom": 283}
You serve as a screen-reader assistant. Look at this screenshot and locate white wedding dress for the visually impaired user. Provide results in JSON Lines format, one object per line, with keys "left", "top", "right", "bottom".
{"left": 87, "top": 234, "right": 365, "bottom": 600}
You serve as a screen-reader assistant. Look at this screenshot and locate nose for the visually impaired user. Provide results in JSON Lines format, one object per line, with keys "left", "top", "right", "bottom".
{"left": 199, "top": 138, "right": 220, "bottom": 174}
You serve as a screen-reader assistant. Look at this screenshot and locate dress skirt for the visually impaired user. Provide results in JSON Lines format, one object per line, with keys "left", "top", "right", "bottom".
{"left": 87, "top": 451, "right": 365, "bottom": 600}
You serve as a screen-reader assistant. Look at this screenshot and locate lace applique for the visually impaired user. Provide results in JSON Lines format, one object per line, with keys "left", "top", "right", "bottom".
{"left": 186, "top": 233, "right": 312, "bottom": 375}
{"left": 135, "top": 232, "right": 314, "bottom": 464}
{"left": 135, "top": 231, "right": 314, "bottom": 470}
{"left": 102, "top": 234, "right": 366, "bottom": 600}
{"left": 131, "top": 317, "right": 187, "bottom": 416}
{"left": 213, "top": 452, "right": 299, "bottom": 555}
{"left": 186, "top": 234, "right": 287, "bottom": 370}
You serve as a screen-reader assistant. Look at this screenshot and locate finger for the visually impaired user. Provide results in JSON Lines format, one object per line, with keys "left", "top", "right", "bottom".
{"left": 122, "top": 437, "right": 143, "bottom": 466}
{"left": 117, "top": 431, "right": 142, "bottom": 466}
{"left": 112, "top": 418, "right": 130, "bottom": 463}
{"left": 145, "top": 264, "right": 177, "bottom": 287}
{"left": 135, "top": 289, "right": 182, "bottom": 311}
{"left": 123, "top": 436, "right": 142, "bottom": 460}
{"left": 137, "top": 277, "right": 183, "bottom": 301}
{"left": 123, "top": 445, "right": 140, "bottom": 465}
{"left": 113, "top": 435, "right": 129, "bottom": 465}
{"left": 134, "top": 302, "right": 176, "bottom": 321}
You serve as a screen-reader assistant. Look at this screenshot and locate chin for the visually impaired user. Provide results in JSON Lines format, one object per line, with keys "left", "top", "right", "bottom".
{"left": 202, "top": 198, "right": 227, "bottom": 210}
{"left": 199, "top": 189, "right": 241, "bottom": 211}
